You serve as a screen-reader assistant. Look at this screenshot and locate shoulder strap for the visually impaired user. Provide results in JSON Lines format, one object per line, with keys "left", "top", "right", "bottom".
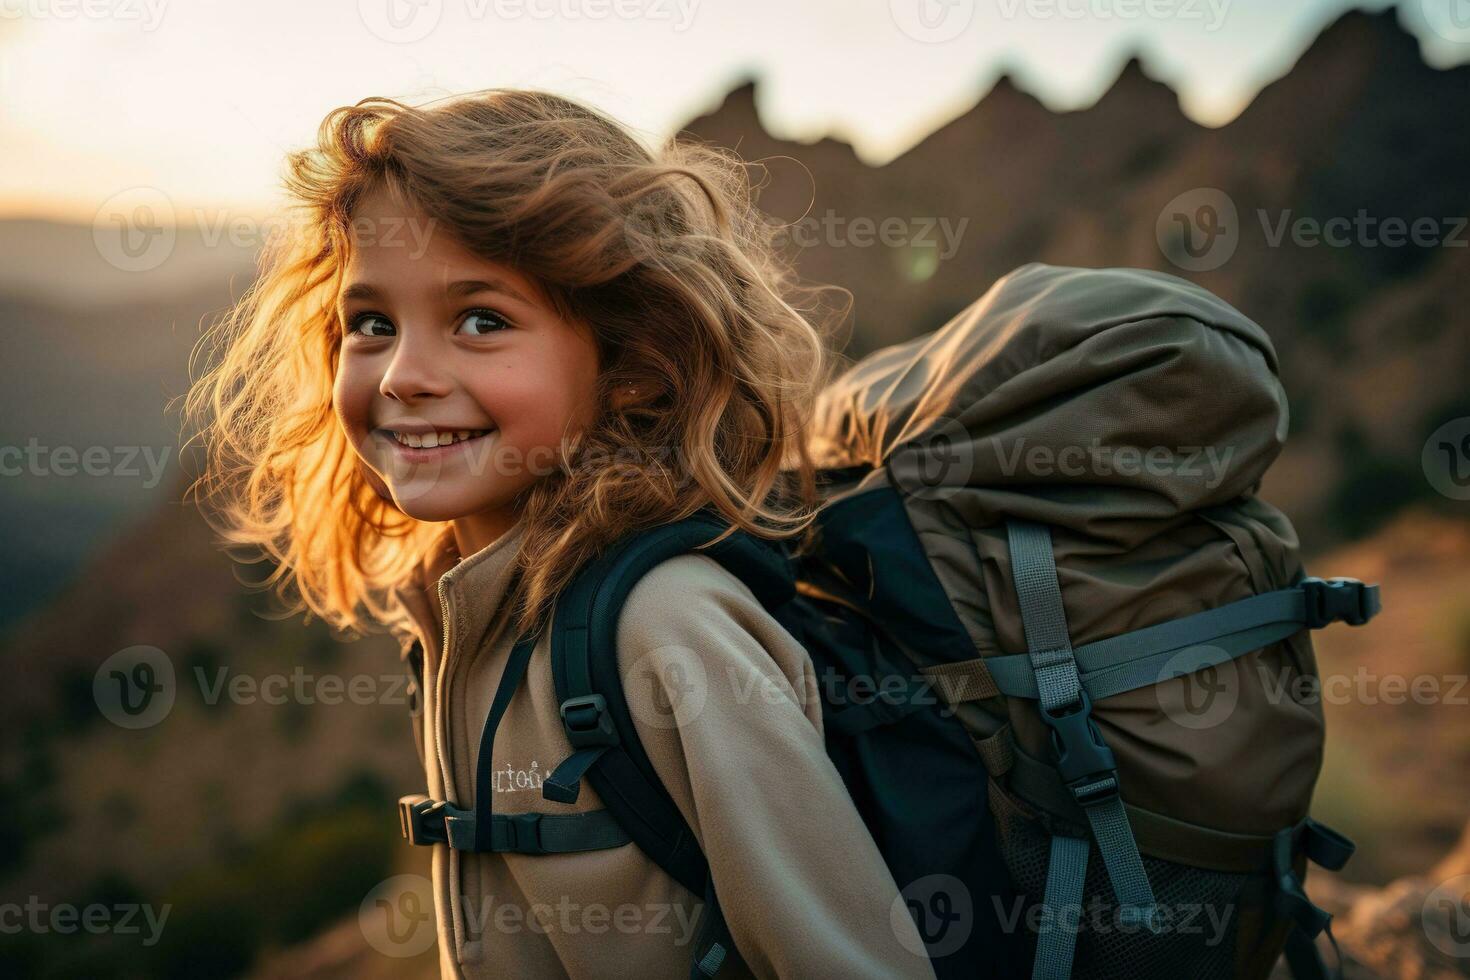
{"left": 543, "top": 509, "right": 795, "bottom": 976}
{"left": 404, "top": 639, "right": 426, "bottom": 765}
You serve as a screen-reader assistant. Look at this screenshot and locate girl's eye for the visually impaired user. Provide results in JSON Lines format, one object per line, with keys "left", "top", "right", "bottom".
{"left": 457, "top": 309, "right": 511, "bottom": 336}
{"left": 347, "top": 313, "right": 394, "bottom": 338}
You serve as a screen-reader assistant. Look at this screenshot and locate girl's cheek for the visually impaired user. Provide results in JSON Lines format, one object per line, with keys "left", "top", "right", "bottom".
{"left": 332, "top": 364, "right": 373, "bottom": 439}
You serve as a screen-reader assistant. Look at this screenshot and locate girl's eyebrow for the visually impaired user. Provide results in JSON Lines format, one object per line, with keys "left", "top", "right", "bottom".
{"left": 337, "top": 277, "right": 533, "bottom": 310}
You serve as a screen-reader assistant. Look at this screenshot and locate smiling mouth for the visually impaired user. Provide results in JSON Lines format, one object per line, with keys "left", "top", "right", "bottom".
{"left": 382, "top": 427, "right": 495, "bottom": 449}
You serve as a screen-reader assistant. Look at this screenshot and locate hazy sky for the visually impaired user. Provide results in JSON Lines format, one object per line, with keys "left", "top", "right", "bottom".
{"left": 2, "top": 0, "right": 1466, "bottom": 223}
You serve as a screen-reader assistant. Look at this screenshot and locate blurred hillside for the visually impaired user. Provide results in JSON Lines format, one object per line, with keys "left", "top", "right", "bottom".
{"left": 682, "top": 6, "right": 1470, "bottom": 553}
{"left": 0, "top": 6, "right": 1467, "bottom": 977}
{"left": 0, "top": 220, "right": 257, "bottom": 631}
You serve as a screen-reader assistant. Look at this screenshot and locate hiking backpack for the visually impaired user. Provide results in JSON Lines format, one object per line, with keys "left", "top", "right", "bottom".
{"left": 398, "top": 263, "right": 1380, "bottom": 980}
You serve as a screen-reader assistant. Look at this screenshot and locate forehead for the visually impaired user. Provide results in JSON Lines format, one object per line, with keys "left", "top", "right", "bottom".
{"left": 339, "top": 190, "right": 541, "bottom": 304}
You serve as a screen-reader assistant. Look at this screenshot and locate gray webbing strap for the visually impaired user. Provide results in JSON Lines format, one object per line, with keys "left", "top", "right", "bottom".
{"left": 1032, "top": 834, "right": 1088, "bottom": 980}
{"left": 984, "top": 619, "right": 1295, "bottom": 701}
{"left": 982, "top": 577, "right": 1379, "bottom": 702}
{"left": 1007, "top": 520, "right": 1159, "bottom": 980}
{"left": 1008, "top": 521, "right": 1083, "bottom": 712}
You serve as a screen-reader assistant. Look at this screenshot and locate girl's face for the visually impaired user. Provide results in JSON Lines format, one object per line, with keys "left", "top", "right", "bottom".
{"left": 332, "top": 189, "right": 601, "bottom": 547}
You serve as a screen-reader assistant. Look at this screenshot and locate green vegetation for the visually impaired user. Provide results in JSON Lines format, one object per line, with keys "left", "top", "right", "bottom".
{"left": 0, "top": 772, "right": 399, "bottom": 979}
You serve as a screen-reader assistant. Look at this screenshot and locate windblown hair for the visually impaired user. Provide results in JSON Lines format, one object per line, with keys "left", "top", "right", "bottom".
{"left": 182, "top": 88, "right": 845, "bottom": 642}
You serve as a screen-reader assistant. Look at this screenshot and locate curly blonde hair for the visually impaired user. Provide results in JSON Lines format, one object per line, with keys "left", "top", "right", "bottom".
{"left": 181, "top": 88, "right": 845, "bottom": 641}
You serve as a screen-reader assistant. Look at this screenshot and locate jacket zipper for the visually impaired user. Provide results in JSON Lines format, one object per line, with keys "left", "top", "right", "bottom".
{"left": 435, "top": 565, "right": 469, "bottom": 971}
{"left": 436, "top": 570, "right": 456, "bottom": 799}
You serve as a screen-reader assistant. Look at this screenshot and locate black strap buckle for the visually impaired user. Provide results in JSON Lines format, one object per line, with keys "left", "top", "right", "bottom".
{"left": 494, "top": 812, "right": 545, "bottom": 855}
{"left": 1300, "top": 817, "right": 1355, "bottom": 871}
{"left": 398, "top": 794, "right": 448, "bottom": 846}
{"left": 1273, "top": 825, "right": 1332, "bottom": 938}
{"left": 1301, "top": 577, "right": 1380, "bottom": 629}
{"left": 1038, "top": 688, "right": 1121, "bottom": 806}
{"left": 559, "top": 694, "right": 618, "bottom": 749}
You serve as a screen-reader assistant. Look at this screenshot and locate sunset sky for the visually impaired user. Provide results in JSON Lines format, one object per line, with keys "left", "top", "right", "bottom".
{"left": 1, "top": 0, "right": 1465, "bottom": 223}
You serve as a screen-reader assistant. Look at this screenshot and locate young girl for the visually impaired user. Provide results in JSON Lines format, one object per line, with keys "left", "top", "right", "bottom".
{"left": 185, "top": 89, "right": 937, "bottom": 979}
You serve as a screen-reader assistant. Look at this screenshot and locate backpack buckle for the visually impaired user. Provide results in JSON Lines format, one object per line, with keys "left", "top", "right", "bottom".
{"left": 398, "top": 794, "right": 448, "bottom": 846}
{"left": 1301, "top": 577, "right": 1379, "bottom": 629}
{"left": 1038, "top": 688, "right": 1121, "bottom": 806}
{"left": 494, "top": 812, "right": 546, "bottom": 855}
{"left": 559, "top": 694, "right": 618, "bottom": 749}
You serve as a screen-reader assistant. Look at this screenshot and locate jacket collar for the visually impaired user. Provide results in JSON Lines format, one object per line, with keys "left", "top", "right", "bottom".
{"left": 391, "top": 518, "right": 531, "bottom": 664}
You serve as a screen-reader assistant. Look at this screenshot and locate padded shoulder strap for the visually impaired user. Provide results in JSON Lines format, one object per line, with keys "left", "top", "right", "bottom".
{"left": 543, "top": 511, "right": 794, "bottom": 979}
{"left": 545, "top": 509, "right": 796, "bottom": 894}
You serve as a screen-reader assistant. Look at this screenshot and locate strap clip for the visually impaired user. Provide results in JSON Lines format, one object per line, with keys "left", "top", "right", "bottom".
{"left": 1272, "top": 825, "right": 1332, "bottom": 938}
{"left": 1038, "top": 688, "right": 1120, "bottom": 806}
{"left": 1300, "top": 817, "right": 1356, "bottom": 872}
{"left": 495, "top": 812, "right": 545, "bottom": 855}
{"left": 560, "top": 694, "right": 619, "bottom": 749}
{"left": 1301, "top": 577, "right": 1379, "bottom": 629}
{"left": 398, "top": 794, "right": 448, "bottom": 846}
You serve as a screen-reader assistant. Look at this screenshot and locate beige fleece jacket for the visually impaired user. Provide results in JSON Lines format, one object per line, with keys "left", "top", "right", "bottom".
{"left": 389, "top": 518, "right": 937, "bottom": 980}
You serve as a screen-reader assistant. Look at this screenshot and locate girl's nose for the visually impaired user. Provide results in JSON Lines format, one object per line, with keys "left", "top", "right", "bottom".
{"left": 379, "top": 333, "right": 453, "bottom": 402}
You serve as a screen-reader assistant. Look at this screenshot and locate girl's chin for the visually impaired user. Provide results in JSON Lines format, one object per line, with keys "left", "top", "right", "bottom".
{"left": 388, "top": 489, "right": 489, "bottom": 523}
{"left": 384, "top": 477, "right": 530, "bottom": 524}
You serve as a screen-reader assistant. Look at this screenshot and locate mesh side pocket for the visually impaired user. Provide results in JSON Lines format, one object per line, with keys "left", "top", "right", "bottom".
{"left": 988, "top": 780, "right": 1254, "bottom": 980}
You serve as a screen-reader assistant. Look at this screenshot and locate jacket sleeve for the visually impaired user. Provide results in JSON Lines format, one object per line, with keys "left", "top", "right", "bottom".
{"left": 615, "top": 553, "right": 938, "bottom": 980}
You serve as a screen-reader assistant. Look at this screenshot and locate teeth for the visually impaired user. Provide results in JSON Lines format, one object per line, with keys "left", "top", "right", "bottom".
{"left": 391, "top": 428, "right": 491, "bottom": 448}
